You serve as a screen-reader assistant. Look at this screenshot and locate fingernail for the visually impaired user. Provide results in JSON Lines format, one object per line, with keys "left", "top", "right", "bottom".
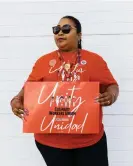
{"left": 24, "top": 109, "right": 29, "bottom": 113}
{"left": 24, "top": 112, "right": 29, "bottom": 116}
{"left": 19, "top": 109, "right": 23, "bottom": 112}
{"left": 95, "top": 96, "right": 100, "bottom": 100}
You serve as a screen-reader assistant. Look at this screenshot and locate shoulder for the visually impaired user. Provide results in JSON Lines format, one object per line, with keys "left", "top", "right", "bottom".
{"left": 34, "top": 50, "right": 57, "bottom": 66}
{"left": 81, "top": 49, "right": 105, "bottom": 63}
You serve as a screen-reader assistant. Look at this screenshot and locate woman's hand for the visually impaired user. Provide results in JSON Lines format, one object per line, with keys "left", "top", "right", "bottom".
{"left": 95, "top": 84, "right": 119, "bottom": 106}
{"left": 10, "top": 96, "right": 28, "bottom": 119}
{"left": 95, "top": 92, "right": 115, "bottom": 106}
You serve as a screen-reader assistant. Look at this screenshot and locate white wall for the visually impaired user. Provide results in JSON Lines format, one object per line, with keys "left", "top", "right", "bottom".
{"left": 0, "top": 1, "right": 133, "bottom": 166}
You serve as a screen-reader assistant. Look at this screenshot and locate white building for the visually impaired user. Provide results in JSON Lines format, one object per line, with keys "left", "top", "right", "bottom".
{"left": 0, "top": 1, "right": 133, "bottom": 166}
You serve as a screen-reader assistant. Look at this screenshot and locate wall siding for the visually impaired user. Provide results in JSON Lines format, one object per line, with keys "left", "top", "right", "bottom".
{"left": 0, "top": 1, "right": 133, "bottom": 166}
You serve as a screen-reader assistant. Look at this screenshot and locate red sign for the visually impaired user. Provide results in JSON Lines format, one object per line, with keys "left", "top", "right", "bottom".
{"left": 23, "top": 82, "right": 100, "bottom": 134}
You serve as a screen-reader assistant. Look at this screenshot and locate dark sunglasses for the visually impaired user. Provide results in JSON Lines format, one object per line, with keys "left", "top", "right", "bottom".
{"left": 52, "top": 24, "right": 76, "bottom": 35}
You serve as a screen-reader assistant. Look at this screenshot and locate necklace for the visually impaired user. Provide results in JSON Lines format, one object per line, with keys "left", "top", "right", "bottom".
{"left": 57, "top": 49, "right": 81, "bottom": 81}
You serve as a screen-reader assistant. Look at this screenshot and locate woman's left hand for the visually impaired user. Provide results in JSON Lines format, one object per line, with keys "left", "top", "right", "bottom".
{"left": 95, "top": 92, "right": 114, "bottom": 106}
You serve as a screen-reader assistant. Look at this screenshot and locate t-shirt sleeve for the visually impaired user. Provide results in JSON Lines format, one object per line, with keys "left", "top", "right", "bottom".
{"left": 27, "top": 62, "right": 41, "bottom": 81}
{"left": 90, "top": 55, "right": 118, "bottom": 86}
{"left": 24, "top": 58, "right": 43, "bottom": 86}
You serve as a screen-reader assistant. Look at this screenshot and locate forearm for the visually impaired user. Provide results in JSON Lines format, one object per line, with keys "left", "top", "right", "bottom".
{"left": 17, "top": 88, "right": 24, "bottom": 103}
{"left": 11, "top": 88, "right": 24, "bottom": 105}
{"left": 106, "top": 84, "right": 119, "bottom": 103}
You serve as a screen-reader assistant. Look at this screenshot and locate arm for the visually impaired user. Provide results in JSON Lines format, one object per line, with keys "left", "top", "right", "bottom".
{"left": 90, "top": 54, "right": 119, "bottom": 106}
{"left": 106, "top": 84, "right": 119, "bottom": 103}
{"left": 11, "top": 57, "right": 44, "bottom": 105}
{"left": 10, "top": 58, "right": 43, "bottom": 118}
{"left": 10, "top": 88, "right": 24, "bottom": 105}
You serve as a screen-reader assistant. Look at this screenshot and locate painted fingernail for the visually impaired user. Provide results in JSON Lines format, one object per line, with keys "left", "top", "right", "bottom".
{"left": 19, "top": 109, "right": 24, "bottom": 112}
{"left": 24, "top": 109, "right": 29, "bottom": 113}
{"left": 24, "top": 109, "right": 29, "bottom": 115}
{"left": 24, "top": 112, "right": 29, "bottom": 116}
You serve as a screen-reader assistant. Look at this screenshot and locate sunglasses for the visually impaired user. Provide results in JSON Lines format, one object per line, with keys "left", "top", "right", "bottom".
{"left": 52, "top": 24, "right": 76, "bottom": 35}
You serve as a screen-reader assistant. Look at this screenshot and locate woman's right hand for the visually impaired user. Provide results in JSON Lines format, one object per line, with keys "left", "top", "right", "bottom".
{"left": 10, "top": 96, "right": 25, "bottom": 119}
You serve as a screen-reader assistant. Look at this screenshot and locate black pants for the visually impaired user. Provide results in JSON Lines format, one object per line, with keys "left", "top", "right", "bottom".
{"left": 35, "top": 132, "right": 109, "bottom": 166}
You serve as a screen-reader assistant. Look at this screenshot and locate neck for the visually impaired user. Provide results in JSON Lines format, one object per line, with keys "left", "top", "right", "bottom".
{"left": 59, "top": 47, "right": 78, "bottom": 53}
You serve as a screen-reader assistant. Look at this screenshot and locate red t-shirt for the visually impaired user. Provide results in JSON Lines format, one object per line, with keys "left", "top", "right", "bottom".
{"left": 26, "top": 49, "right": 118, "bottom": 149}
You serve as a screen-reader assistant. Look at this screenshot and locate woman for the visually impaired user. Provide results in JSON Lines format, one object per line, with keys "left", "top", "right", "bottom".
{"left": 10, "top": 16, "right": 119, "bottom": 166}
